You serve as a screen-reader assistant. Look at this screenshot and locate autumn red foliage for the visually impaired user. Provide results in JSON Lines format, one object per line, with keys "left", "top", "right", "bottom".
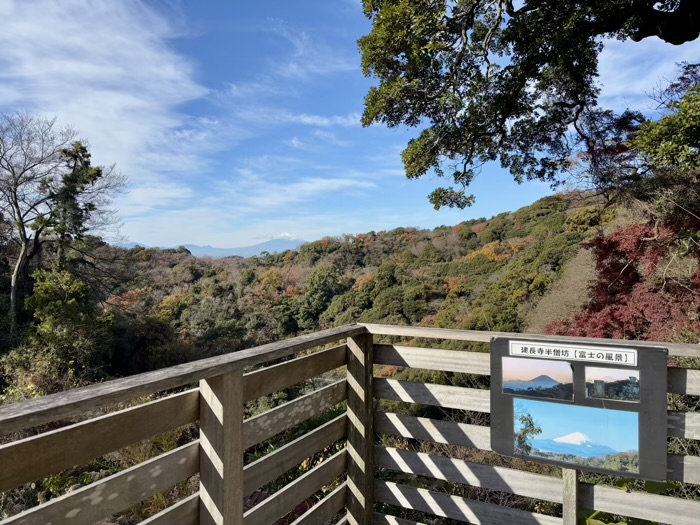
{"left": 546, "top": 225, "right": 700, "bottom": 342}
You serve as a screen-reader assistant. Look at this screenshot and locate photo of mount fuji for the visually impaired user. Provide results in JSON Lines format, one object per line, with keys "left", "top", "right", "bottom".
{"left": 514, "top": 399, "right": 639, "bottom": 473}
{"left": 529, "top": 432, "right": 620, "bottom": 459}
{"left": 502, "top": 357, "right": 573, "bottom": 400}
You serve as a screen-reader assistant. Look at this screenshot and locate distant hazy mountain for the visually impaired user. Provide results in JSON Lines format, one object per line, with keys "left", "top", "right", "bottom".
{"left": 529, "top": 432, "right": 623, "bottom": 458}
{"left": 117, "top": 238, "right": 305, "bottom": 258}
{"left": 504, "top": 374, "right": 560, "bottom": 391}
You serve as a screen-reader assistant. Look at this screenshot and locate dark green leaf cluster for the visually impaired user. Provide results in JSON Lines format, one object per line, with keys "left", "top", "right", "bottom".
{"left": 359, "top": 0, "right": 700, "bottom": 208}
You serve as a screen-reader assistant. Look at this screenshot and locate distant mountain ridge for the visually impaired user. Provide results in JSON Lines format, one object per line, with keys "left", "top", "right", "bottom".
{"left": 117, "top": 238, "right": 305, "bottom": 258}
{"left": 529, "top": 432, "right": 628, "bottom": 459}
{"left": 504, "top": 374, "right": 561, "bottom": 391}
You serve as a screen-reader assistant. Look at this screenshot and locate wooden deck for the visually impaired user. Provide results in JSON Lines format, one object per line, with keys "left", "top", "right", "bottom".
{"left": 0, "top": 323, "right": 698, "bottom": 525}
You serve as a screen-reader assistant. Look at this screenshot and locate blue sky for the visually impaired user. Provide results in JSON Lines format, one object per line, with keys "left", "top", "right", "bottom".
{"left": 515, "top": 399, "right": 639, "bottom": 452}
{"left": 1, "top": 1, "right": 698, "bottom": 247}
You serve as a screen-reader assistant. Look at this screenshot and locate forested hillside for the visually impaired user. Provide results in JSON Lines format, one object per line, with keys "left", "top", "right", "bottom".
{"left": 2, "top": 178, "right": 699, "bottom": 403}
{"left": 0, "top": 192, "right": 588, "bottom": 396}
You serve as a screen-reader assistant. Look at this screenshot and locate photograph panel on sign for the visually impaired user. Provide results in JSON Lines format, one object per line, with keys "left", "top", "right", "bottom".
{"left": 514, "top": 399, "right": 639, "bottom": 473}
{"left": 502, "top": 357, "right": 573, "bottom": 401}
{"left": 586, "top": 367, "right": 640, "bottom": 402}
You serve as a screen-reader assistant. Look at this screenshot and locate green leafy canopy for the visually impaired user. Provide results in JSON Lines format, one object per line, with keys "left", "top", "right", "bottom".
{"left": 359, "top": 0, "right": 700, "bottom": 208}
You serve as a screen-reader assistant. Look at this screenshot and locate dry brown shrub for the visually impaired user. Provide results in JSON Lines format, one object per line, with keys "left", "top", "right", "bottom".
{"left": 471, "top": 221, "right": 489, "bottom": 235}
{"left": 524, "top": 247, "right": 596, "bottom": 334}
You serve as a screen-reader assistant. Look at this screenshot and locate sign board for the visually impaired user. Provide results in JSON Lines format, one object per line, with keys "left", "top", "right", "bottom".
{"left": 490, "top": 337, "right": 668, "bottom": 480}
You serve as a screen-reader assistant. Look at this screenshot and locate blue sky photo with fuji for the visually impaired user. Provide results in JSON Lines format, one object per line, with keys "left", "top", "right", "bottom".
{"left": 515, "top": 399, "right": 639, "bottom": 455}
{"left": 1, "top": 1, "right": 699, "bottom": 248}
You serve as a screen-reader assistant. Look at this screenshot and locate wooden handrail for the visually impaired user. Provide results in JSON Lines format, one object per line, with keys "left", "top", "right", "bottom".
{"left": 361, "top": 323, "right": 700, "bottom": 357}
{"left": 0, "top": 324, "right": 364, "bottom": 435}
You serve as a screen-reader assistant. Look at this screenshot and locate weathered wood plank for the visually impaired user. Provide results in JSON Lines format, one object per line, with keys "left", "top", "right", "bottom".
{"left": 374, "top": 514, "right": 427, "bottom": 525}
{"left": 0, "top": 389, "right": 198, "bottom": 493}
{"left": 346, "top": 332, "right": 375, "bottom": 525}
{"left": 200, "top": 370, "right": 245, "bottom": 525}
{"left": 1, "top": 442, "right": 198, "bottom": 525}
{"left": 140, "top": 493, "right": 199, "bottom": 525}
{"left": 243, "top": 344, "right": 346, "bottom": 401}
{"left": 579, "top": 482, "right": 700, "bottom": 525}
{"left": 0, "top": 324, "right": 364, "bottom": 435}
{"left": 375, "top": 447, "right": 563, "bottom": 503}
{"left": 375, "top": 481, "right": 562, "bottom": 525}
{"left": 668, "top": 368, "right": 700, "bottom": 396}
{"left": 375, "top": 411, "right": 491, "bottom": 451}
{"left": 244, "top": 380, "right": 346, "bottom": 449}
{"left": 244, "top": 413, "right": 346, "bottom": 494}
{"left": 290, "top": 481, "right": 347, "bottom": 525}
{"left": 375, "top": 379, "right": 490, "bottom": 413}
{"left": 562, "top": 469, "right": 578, "bottom": 525}
{"left": 243, "top": 449, "right": 346, "bottom": 525}
{"left": 667, "top": 454, "right": 700, "bottom": 485}
{"left": 375, "top": 345, "right": 490, "bottom": 375}
{"left": 667, "top": 411, "right": 700, "bottom": 440}
{"left": 362, "top": 323, "right": 699, "bottom": 357}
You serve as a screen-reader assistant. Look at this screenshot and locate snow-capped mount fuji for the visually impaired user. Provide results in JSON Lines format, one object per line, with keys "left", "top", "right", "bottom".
{"left": 553, "top": 432, "right": 592, "bottom": 445}
{"left": 503, "top": 374, "right": 560, "bottom": 391}
{"left": 529, "top": 432, "right": 624, "bottom": 459}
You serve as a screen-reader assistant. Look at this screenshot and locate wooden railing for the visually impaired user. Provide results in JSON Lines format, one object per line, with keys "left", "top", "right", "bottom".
{"left": 0, "top": 323, "right": 698, "bottom": 525}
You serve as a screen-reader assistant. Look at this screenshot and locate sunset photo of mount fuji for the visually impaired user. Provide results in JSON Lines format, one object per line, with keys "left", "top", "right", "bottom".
{"left": 502, "top": 357, "right": 574, "bottom": 400}
{"left": 514, "top": 399, "right": 639, "bottom": 473}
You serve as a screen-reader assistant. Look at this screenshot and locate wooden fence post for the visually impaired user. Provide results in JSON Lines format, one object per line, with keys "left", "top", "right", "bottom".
{"left": 199, "top": 369, "right": 244, "bottom": 525}
{"left": 346, "top": 332, "right": 374, "bottom": 525}
{"left": 562, "top": 468, "right": 579, "bottom": 525}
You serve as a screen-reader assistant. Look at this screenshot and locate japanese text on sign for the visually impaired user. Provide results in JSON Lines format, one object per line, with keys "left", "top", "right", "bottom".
{"left": 509, "top": 341, "right": 637, "bottom": 366}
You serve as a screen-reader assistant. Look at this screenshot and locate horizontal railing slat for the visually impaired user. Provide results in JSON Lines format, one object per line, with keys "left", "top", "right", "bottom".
{"left": 362, "top": 323, "right": 700, "bottom": 357}
{"left": 667, "top": 454, "right": 700, "bottom": 484}
{"left": 0, "top": 389, "right": 198, "bottom": 493}
{"left": 375, "top": 411, "right": 491, "bottom": 450}
{"left": 668, "top": 411, "right": 700, "bottom": 440}
{"left": 375, "top": 480, "right": 563, "bottom": 525}
{"left": 1, "top": 441, "right": 199, "bottom": 525}
{"left": 244, "top": 344, "right": 346, "bottom": 401}
{"left": 290, "top": 481, "right": 347, "bottom": 525}
{"left": 580, "top": 482, "right": 700, "bottom": 525}
{"left": 375, "top": 379, "right": 490, "bottom": 413}
{"left": 375, "top": 345, "right": 490, "bottom": 375}
{"left": 243, "top": 449, "right": 346, "bottom": 525}
{"left": 668, "top": 368, "right": 700, "bottom": 396}
{"left": 244, "top": 413, "right": 346, "bottom": 494}
{"left": 376, "top": 446, "right": 563, "bottom": 503}
{"left": 140, "top": 493, "right": 199, "bottom": 525}
{"left": 244, "top": 380, "right": 346, "bottom": 449}
{"left": 0, "top": 324, "right": 364, "bottom": 435}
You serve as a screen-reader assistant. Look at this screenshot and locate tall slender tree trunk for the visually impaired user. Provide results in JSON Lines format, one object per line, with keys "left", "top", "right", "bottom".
{"left": 9, "top": 241, "right": 28, "bottom": 335}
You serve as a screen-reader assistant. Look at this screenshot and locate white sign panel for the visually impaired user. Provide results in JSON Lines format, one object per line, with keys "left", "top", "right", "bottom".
{"left": 509, "top": 341, "right": 637, "bottom": 366}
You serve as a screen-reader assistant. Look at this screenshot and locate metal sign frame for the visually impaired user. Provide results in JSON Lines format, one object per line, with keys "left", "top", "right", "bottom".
{"left": 490, "top": 337, "right": 668, "bottom": 480}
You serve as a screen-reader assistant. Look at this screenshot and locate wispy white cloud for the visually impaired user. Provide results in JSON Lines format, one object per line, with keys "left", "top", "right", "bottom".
{"left": 0, "top": 1, "right": 206, "bottom": 163}
{"left": 226, "top": 81, "right": 291, "bottom": 100}
{"left": 311, "top": 129, "right": 352, "bottom": 147}
{"left": 0, "top": 0, "right": 252, "bottom": 226}
{"left": 214, "top": 172, "right": 376, "bottom": 213}
{"left": 597, "top": 36, "right": 700, "bottom": 113}
{"left": 266, "top": 20, "right": 358, "bottom": 79}
{"left": 234, "top": 107, "right": 361, "bottom": 128}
